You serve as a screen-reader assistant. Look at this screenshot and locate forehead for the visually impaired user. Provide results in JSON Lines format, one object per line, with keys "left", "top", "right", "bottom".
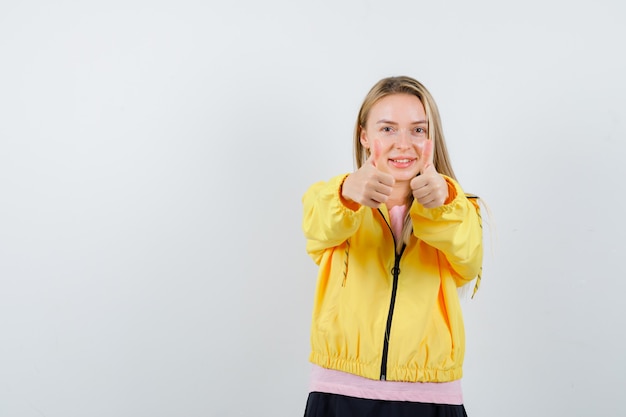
{"left": 368, "top": 93, "right": 426, "bottom": 122}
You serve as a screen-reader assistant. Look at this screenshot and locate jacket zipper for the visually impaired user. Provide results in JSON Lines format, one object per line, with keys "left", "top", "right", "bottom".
{"left": 378, "top": 208, "right": 406, "bottom": 381}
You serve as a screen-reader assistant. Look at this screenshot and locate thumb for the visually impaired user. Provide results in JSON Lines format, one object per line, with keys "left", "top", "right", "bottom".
{"left": 420, "top": 139, "right": 434, "bottom": 174}
{"left": 366, "top": 139, "right": 381, "bottom": 167}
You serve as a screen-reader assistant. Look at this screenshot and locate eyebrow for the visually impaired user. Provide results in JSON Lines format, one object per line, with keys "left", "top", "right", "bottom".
{"left": 375, "top": 119, "right": 428, "bottom": 125}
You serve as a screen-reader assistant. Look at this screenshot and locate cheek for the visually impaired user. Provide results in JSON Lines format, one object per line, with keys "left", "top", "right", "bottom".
{"left": 414, "top": 139, "right": 427, "bottom": 153}
{"left": 414, "top": 141, "right": 432, "bottom": 162}
{"left": 376, "top": 143, "right": 395, "bottom": 164}
{"left": 382, "top": 141, "right": 397, "bottom": 154}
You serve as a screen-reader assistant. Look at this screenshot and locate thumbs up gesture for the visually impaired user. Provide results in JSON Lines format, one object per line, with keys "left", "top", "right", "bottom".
{"left": 410, "top": 139, "right": 449, "bottom": 208}
{"left": 341, "top": 140, "right": 395, "bottom": 208}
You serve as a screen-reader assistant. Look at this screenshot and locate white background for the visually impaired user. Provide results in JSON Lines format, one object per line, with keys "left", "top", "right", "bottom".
{"left": 1, "top": 1, "right": 625, "bottom": 416}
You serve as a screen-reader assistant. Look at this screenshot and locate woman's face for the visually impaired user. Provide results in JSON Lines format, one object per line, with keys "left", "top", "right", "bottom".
{"left": 360, "top": 93, "right": 430, "bottom": 183}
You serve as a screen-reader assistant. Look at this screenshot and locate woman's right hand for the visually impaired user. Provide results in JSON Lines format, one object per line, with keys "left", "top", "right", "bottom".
{"left": 341, "top": 143, "right": 395, "bottom": 208}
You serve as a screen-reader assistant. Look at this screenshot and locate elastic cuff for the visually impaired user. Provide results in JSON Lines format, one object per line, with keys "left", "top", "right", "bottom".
{"left": 443, "top": 177, "right": 458, "bottom": 205}
{"left": 339, "top": 174, "right": 361, "bottom": 212}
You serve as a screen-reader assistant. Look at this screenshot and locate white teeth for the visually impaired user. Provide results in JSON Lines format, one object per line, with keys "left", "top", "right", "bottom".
{"left": 392, "top": 159, "right": 411, "bottom": 163}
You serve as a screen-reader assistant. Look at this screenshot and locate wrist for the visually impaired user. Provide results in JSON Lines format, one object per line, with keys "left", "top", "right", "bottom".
{"left": 340, "top": 174, "right": 361, "bottom": 211}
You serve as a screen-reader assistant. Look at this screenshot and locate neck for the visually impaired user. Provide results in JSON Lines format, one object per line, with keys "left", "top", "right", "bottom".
{"left": 386, "top": 180, "right": 411, "bottom": 208}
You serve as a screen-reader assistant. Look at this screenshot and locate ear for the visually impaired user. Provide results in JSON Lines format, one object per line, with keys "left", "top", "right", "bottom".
{"left": 359, "top": 127, "right": 370, "bottom": 150}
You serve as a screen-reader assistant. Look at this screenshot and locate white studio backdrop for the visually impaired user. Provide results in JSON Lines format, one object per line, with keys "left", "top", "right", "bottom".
{"left": 1, "top": 1, "right": 624, "bottom": 416}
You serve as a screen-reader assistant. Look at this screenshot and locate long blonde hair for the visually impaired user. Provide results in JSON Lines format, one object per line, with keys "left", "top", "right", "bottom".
{"left": 353, "top": 76, "right": 485, "bottom": 297}
{"left": 354, "top": 76, "right": 459, "bottom": 251}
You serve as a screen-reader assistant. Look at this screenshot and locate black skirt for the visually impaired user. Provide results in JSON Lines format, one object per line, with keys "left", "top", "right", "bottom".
{"left": 304, "top": 392, "right": 468, "bottom": 417}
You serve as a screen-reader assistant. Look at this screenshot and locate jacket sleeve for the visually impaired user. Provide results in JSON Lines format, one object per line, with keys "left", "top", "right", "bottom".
{"left": 410, "top": 176, "right": 483, "bottom": 286}
{"left": 302, "top": 174, "right": 365, "bottom": 265}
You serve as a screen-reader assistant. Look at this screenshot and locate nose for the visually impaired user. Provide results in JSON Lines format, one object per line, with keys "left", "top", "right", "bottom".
{"left": 394, "top": 130, "right": 412, "bottom": 149}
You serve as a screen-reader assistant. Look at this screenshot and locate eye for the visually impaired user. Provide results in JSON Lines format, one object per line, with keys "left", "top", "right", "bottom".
{"left": 413, "top": 127, "right": 428, "bottom": 136}
{"left": 381, "top": 126, "right": 394, "bottom": 133}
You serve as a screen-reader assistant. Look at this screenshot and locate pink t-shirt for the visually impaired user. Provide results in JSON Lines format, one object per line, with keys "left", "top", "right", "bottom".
{"left": 309, "top": 365, "right": 463, "bottom": 405}
{"left": 389, "top": 204, "right": 407, "bottom": 242}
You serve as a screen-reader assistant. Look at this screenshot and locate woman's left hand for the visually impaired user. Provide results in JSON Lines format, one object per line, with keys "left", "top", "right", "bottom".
{"left": 410, "top": 140, "right": 449, "bottom": 208}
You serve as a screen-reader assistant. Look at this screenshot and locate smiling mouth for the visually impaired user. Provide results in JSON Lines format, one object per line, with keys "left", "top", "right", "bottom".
{"left": 390, "top": 159, "right": 414, "bottom": 163}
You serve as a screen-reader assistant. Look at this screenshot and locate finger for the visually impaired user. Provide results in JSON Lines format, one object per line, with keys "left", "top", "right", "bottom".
{"left": 374, "top": 181, "right": 394, "bottom": 196}
{"left": 367, "top": 139, "right": 381, "bottom": 167}
{"left": 410, "top": 174, "right": 426, "bottom": 190}
{"left": 378, "top": 171, "right": 395, "bottom": 188}
{"left": 420, "top": 139, "right": 434, "bottom": 174}
{"left": 370, "top": 192, "right": 389, "bottom": 205}
{"left": 412, "top": 184, "right": 429, "bottom": 201}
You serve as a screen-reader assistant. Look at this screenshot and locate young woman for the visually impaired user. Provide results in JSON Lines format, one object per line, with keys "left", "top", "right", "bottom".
{"left": 301, "top": 76, "right": 483, "bottom": 416}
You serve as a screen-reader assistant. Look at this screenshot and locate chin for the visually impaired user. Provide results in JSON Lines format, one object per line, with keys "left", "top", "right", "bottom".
{"left": 393, "top": 170, "right": 420, "bottom": 182}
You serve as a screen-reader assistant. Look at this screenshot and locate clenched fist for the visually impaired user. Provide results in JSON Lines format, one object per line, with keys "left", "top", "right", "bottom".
{"left": 410, "top": 139, "right": 449, "bottom": 208}
{"left": 342, "top": 141, "right": 395, "bottom": 208}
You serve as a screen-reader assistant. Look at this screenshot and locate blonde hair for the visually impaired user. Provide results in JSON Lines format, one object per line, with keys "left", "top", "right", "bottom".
{"left": 353, "top": 76, "right": 459, "bottom": 252}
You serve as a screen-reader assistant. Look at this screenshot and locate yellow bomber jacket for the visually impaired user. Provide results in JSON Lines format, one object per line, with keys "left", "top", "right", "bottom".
{"left": 302, "top": 173, "right": 483, "bottom": 383}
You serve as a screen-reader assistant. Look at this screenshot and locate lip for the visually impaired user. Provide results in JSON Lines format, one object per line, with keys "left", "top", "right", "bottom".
{"left": 388, "top": 157, "right": 417, "bottom": 169}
